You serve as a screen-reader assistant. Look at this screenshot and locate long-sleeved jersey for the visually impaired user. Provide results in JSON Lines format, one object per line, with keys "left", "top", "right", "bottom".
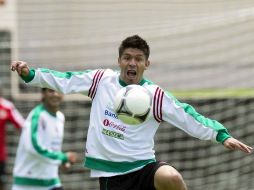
{"left": 22, "top": 68, "right": 231, "bottom": 177}
{"left": 13, "top": 104, "right": 67, "bottom": 188}
{"left": 0, "top": 97, "right": 24, "bottom": 161}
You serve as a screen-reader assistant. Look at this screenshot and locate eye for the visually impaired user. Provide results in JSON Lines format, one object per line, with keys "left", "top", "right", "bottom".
{"left": 135, "top": 57, "right": 144, "bottom": 62}
{"left": 123, "top": 56, "right": 131, "bottom": 61}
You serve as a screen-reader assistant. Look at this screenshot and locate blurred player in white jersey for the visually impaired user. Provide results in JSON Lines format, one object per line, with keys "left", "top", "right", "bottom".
{"left": 12, "top": 88, "right": 77, "bottom": 190}
{"left": 0, "top": 82, "right": 24, "bottom": 190}
{"left": 11, "top": 35, "right": 253, "bottom": 190}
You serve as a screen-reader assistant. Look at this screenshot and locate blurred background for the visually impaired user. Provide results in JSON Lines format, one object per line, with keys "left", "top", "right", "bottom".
{"left": 1, "top": 0, "right": 254, "bottom": 189}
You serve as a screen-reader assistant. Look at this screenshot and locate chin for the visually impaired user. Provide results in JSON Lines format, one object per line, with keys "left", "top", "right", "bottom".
{"left": 49, "top": 102, "right": 60, "bottom": 108}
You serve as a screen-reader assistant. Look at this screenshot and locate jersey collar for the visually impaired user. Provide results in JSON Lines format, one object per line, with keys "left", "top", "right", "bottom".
{"left": 118, "top": 78, "right": 146, "bottom": 87}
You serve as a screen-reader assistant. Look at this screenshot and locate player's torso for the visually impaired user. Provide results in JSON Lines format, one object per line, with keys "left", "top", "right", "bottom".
{"left": 37, "top": 111, "right": 64, "bottom": 152}
{"left": 87, "top": 71, "right": 159, "bottom": 159}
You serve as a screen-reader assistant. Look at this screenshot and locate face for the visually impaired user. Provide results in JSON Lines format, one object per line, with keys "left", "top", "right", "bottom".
{"left": 118, "top": 48, "right": 150, "bottom": 85}
{"left": 42, "top": 89, "right": 63, "bottom": 110}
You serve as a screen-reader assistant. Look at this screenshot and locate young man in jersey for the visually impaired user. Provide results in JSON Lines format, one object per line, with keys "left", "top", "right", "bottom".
{"left": 0, "top": 82, "right": 24, "bottom": 190}
{"left": 12, "top": 88, "right": 78, "bottom": 190}
{"left": 11, "top": 35, "right": 253, "bottom": 190}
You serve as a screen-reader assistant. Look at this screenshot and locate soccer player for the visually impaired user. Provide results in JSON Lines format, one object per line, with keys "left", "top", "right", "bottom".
{"left": 11, "top": 35, "right": 253, "bottom": 190}
{"left": 0, "top": 82, "right": 24, "bottom": 190}
{"left": 12, "top": 88, "right": 78, "bottom": 190}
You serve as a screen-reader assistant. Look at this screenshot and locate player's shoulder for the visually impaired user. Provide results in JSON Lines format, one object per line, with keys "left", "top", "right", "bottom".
{"left": 32, "top": 105, "right": 65, "bottom": 121}
{"left": 56, "top": 110, "right": 64, "bottom": 117}
{"left": 101, "top": 68, "right": 118, "bottom": 76}
{"left": 56, "top": 111, "right": 65, "bottom": 121}
{"left": 0, "top": 97, "right": 15, "bottom": 109}
{"left": 30, "top": 104, "right": 50, "bottom": 117}
{"left": 88, "top": 68, "right": 116, "bottom": 77}
{"left": 142, "top": 79, "right": 172, "bottom": 100}
{"left": 95, "top": 68, "right": 119, "bottom": 80}
{"left": 142, "top": 79, "right": 162, "bottom": 91}
{"left": 26, "top": 104, "right": 43, "bottom": 120}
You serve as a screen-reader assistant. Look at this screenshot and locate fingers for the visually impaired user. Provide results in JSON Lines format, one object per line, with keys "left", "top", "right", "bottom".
{"left": 11, "top": 61, "right": 21, "bottom": 72}
{"left": 10, "top": 61, "right": 29, "bottom": 76}
{"left": 224, "top": 138, "right": 253, "bottom": 154}
{"left": 66, "top": 152, "right": 78, "bottom": 164}
{"left": 237, "top": 142, "right": 253, "bottom": 154}
{"left": 63, "top": 152, "right": 78, "bottom": 169}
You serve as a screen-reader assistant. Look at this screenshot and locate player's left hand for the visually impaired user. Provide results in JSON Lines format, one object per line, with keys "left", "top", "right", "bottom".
{"left": 223, "top": 137, "right": 253, "bottom": 154}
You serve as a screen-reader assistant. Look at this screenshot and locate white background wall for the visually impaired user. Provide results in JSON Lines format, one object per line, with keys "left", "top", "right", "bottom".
{"left": 0, "top": 0, "right": 17, "bottom": 30}
{"left": 15, "top": 0, "right": 254, "bottom": 92}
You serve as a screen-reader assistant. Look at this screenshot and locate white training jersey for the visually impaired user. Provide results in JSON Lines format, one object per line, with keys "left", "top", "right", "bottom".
{"left": 13, "top": 104, "right": 67, "bottom": 188}
{"left": 22, "top": 68, "right": 231, "bottom": 177}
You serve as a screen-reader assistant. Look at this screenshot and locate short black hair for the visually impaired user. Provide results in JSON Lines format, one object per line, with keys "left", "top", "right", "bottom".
{"left": 119, "top": 35, "right": 150, "bottom": 59}
{"left": 41, "top": 88, "right": 47, "bottom": 102}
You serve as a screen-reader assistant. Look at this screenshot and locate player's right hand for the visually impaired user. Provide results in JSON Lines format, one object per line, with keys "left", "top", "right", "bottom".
{"left": 66, "top": 151, "right": 78, "bottom": 164}
{"left": 11, "top": 61, "right": 30, "bottom": 77}
{"left": 63, "top": 152, "right": 78, "bottom": 169}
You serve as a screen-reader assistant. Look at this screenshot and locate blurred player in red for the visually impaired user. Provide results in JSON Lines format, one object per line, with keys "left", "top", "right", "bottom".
{"left": 0, "top": 82, "right": 25, "bottom": 190}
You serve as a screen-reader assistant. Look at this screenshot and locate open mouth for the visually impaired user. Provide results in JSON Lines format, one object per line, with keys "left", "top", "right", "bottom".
{"left": 127, "top": 70, "right": 137, "bottom": 78}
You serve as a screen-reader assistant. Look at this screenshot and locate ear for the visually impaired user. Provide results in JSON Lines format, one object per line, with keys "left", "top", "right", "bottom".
{"left": 145, "top": 60, "right": 150, "bottom": 70}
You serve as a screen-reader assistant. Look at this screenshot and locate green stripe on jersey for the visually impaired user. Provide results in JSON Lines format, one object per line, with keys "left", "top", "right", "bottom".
{"left": 165, "top": 91, "right": 231, "bottom": 143}
{"left": 31, "top": 105, "right": 68, "bottom": 163}
{"left": 40, "top": 68, "right": 92, "bottom": 79}
{"left": 84, "top": 157, "right": 156, "bottom": 173}
{"left": 14, "top": 176, "right": 60, "bottom": 187}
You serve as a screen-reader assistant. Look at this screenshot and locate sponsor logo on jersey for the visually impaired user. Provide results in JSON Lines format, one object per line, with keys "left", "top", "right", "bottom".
{"left": 102, "top": 128, "right": 124, "bottom": 140}
{"left": 104, "top": 109, "right": 118, "bottom": 119}
{"left": 103, "top": 119, "right": 126, "bottom": 133}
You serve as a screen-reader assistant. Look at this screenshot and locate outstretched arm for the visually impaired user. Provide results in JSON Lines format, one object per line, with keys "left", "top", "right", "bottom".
{"left": 223, "top": 137, "right": 253, "bottom": 154}
{"left": 11, "top": 60, "right": 101, "bottom": 95}
{"left": 160, "top": 89, "right": 253, "bottom": 153}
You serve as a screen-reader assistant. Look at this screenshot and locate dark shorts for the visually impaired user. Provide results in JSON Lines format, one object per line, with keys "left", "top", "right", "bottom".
{"left": 99, "top": 161, "right": 168, "bottom": 190}
{"left": 0, "top": 161, "right": 6, "bottom": 184}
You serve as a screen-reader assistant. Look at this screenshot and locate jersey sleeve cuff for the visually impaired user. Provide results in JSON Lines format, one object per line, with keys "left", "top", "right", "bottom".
{"left": 21, "top": 68, "right": 35, "bottom": 83}
{"left": 61, "top": 153, "right": 69, "bottom": 164}
{"left": 216, "top": 129, "right": 231, "bottom": 143}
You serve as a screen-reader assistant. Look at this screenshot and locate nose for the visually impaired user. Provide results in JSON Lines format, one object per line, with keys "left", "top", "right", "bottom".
{"left": 128, "top": 58, "right": 137, "bottom": 66}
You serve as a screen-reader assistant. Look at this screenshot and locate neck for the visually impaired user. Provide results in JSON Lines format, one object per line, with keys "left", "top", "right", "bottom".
{"left": 43, "top": 104, "right": 58, "bottom": 116}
